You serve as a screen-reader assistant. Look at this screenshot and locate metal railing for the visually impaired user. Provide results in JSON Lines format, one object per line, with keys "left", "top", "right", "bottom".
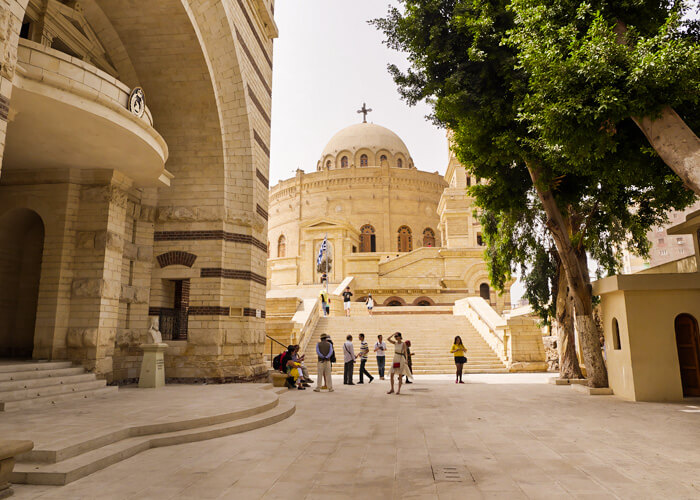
{"left": 266, "top": 334, "right": 287, "bottom": 361}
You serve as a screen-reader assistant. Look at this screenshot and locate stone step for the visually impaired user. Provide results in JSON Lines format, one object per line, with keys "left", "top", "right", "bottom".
{"left": 0, "top": 386, "right": 118, "bottom": 411}
{"left": 0, "top": 373, "right": 97, "bottom": 392}
{"left": 0, "top": 367, "right": 86, "bottom": 383}
{"left": 0, "top": 361, "right": 73, "bottom": 374}
{"left": 0, "top": 379, "right": 107, "bottom": 403}
{"left": 11, "top": 401, "right": 296, "bottom": 486}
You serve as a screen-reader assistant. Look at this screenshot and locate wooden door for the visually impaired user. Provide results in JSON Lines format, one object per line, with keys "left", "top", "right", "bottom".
{"left": 675, "top": 314, "right": 700, "bottom": 397}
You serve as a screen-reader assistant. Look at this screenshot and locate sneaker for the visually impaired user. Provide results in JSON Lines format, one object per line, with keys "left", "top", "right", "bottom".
{"left": 302, "top": 383, "right": 311, "bottom": 387}
{"left": 298, "top": 386, "right": 306, "bottom": 390}
{"left": 369, "top": 378, "right": 374, "bottom": 384}
{"left": 348, "top": 382, "right": 355, "bottom": 385}
{"left": 328, "top": 388, "right": 334, "bottom": 392}
{"left": 357, "top": 381, "right": 364, "bottom": 384}
{"left": 313, "top": 388, "right": 321, "bottom": 392}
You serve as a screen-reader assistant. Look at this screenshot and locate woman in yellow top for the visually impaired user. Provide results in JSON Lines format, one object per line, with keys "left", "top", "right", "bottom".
{"left": 450, "top": 336, "right": 467, "bottom": 384}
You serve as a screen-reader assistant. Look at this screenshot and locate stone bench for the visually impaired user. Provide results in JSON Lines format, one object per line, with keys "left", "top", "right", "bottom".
{"left": 0, "top": 440, "right": 33, "bottom": 498}
{"left": 270, "top": 372, "right": 290, "bottom": 388}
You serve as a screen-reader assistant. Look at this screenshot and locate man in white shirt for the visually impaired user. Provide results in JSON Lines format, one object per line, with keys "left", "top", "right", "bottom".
{"left": 374, "top": 334, "right": 387, "bottom": 380}
{"left": 343, "top": 334, "right": 357, "bottom": 385}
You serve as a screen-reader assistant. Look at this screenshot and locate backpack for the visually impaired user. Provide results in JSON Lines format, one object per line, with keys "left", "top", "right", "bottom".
{"left": 272, "top": 352, "right": 287, "bottom": 371}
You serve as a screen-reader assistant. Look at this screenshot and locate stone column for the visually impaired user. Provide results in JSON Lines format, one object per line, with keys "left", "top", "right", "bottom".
{"left": 67, "top": 173, "right": 130, "bottom": 377}
{"left": 0, "top": 1, "right": 26, "bottom": 178}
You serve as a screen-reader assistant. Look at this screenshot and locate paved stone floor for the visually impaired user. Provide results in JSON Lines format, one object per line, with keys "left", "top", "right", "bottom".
{"left": 14, "top": 373, "right": 700, "bottom": 499}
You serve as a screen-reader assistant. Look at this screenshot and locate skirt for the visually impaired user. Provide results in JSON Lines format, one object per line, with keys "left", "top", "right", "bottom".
{"left": 454, "top": 356, "right": 467, "bottom": 364}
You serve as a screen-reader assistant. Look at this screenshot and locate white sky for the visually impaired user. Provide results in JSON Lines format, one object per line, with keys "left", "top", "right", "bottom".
{"left": 269, "top": 0, "right": 448, "bottom": 185}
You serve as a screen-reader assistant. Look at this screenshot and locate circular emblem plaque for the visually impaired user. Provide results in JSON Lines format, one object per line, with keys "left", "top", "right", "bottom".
{"left": 128, "top": 87, "right": 145, "bottom": 118}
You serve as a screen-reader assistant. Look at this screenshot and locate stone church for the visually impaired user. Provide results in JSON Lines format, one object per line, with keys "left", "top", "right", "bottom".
{"left": 0, "top": 0, "right": 276, "bottom": 383}
{"left": 267, "top": 118, "right": 511, "bottom": 312}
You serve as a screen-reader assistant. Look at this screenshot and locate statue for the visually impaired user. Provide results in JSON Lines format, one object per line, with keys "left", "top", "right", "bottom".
{"left": 146, "top": 317, "right": 163, "bottom": 344}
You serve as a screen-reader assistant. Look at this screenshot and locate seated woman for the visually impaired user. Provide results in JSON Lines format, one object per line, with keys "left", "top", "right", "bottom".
{"left": 285, "top": 355, "right": 306, "bottom": 390}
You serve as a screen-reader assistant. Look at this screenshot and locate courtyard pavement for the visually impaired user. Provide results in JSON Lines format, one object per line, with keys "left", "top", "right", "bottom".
{"left": 13, "top": 373, "right": 700, "bottom": 499}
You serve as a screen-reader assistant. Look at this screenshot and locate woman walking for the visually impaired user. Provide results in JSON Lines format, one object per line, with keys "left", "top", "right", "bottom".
{"left": 365, "top": 294, "right": 374, "bottom": 316}
{"left": 451, "top": 336, "right": 467, "bottom": 384}
{"left": 387, "top": 332, "right": 411, "bottom": 394}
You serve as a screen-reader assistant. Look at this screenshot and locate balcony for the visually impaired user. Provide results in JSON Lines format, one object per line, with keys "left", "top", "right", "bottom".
{"left": 4, "top": 39, "right": 170, "bottom": 187}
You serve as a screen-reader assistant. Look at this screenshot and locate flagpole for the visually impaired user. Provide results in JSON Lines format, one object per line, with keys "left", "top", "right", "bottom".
{"left": 325, "top": 232, "right": 329, "bottom": 295}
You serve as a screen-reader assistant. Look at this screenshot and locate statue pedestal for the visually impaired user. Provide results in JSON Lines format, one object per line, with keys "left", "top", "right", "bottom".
{"left": 138, "top": 343, "right": 168, "bottom": 388}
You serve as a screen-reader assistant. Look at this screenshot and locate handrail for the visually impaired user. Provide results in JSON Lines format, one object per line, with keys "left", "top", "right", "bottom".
{"left": 266, "top": 334, "right": 288, "bottom": 363}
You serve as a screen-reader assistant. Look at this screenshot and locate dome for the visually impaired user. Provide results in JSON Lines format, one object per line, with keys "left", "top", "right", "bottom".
{"left": 318, "top": 123, "right": 414, "bottom": 170}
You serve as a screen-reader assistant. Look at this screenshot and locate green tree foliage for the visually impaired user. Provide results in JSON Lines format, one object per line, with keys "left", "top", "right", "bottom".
{"left": 373, "top": 0, "right": 698, "bottom": 385}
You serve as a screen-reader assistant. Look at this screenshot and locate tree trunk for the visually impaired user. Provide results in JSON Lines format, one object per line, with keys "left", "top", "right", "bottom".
{"left": 527, "top": 163, "right": 608, "bottom": 387}
{"left": 556, "top": 263, "right": 583, "bottom": 379}
{"left": 614, "top": 22, "right": 700, "bottom": 195}
{"left": 631, "top": 108, "right": 700, "bottom": 196}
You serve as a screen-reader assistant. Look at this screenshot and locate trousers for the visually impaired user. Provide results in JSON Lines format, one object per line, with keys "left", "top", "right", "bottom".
{"left": 316, "top": 361, "right": 332, "bottom": 390}
{"left": 343, "top": 361, "right": 354, "bottom": 384}
{"left": 376, "top": 356, "right": 386, "bottom": 377}
{"left": 359, "top": 358, "right": 373, "bottom": 382}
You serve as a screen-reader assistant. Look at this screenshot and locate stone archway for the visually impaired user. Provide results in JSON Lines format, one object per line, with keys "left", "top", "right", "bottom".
{"left": 0, "top": 208, "right": 44, "bottom": 358}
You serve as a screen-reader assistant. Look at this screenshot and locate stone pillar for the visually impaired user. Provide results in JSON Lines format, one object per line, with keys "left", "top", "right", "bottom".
{"left": 67, "top": 173, "right": 130, "bottom": 377}
{"left": 0, "top": 1, "right": 26, "bottom": 178}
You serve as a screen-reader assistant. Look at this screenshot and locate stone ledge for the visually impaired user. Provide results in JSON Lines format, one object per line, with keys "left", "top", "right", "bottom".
{"left": 548, "top": 377, "right": 588, "bottom": 385}
{"left": 571, "top": 384, "right": 614, "bottom": 395}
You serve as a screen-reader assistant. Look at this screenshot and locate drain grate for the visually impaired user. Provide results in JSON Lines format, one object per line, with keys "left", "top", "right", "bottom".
{"left": 432, "top": 465, "right": 473, "bottom": 482}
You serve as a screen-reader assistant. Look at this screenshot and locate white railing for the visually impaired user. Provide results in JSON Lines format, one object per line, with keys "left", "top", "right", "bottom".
{"left": 454, "top": 297, "right": 508, "bottom": 363}
{"left": 294, "top": 298, "right": 321, "bottom": 354}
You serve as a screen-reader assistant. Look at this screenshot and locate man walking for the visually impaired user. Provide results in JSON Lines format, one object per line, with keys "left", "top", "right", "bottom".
{"left": 358, "top": 333, "right": 374, "bottom": 384}
{"left": 342, "top": 286, "right": 353, "bottom": 317}
{"left": 320, "top": 289, "right": 330, "bottom": 317}
{"left": 314, "top": 333, "right": 334, "bottom": 392}
{"left": 343, "top": 334, "right": 356, "bottom": 385}
{"left": 374, "top": 334, "right": 387, "bottom": 380}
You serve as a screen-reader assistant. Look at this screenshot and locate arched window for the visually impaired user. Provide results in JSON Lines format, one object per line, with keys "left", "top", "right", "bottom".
{"left": 397, "top": 158, "right": 403, "bottom": 168}
{"left": 341, "top": 156, "right": 348, "bottom": 168}
{"left": 380, "top": 154, "right": 388, "bottom": 165}
{"left": 479, "top": 283, "right": 490, "bottom": 302}
{"left": 325, "top": 160, "right": 331, "bottom": 170}
{"left": 360, "top": 224, "right": 376, "bottom": 252}
{"left": 277, "top": 235, "right": 286, "bottom": 258}
{"left": 387, "top": 300, "right": 403, "bottom": 307}
{"left": 423, "top": 228, "right": 435, "bottom": 247}
{"left": 360, "top": 154, "right": 368, "bottom": 166}
{"left": 397, "top": 226, "right": 412, "bottom": 252}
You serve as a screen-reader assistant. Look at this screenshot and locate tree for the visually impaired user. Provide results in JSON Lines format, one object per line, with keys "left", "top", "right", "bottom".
{"left": 482, "top": 205, "right": 584, "bottom": 379}
{"left": 373, "top": 0, "right": 696, "bottom": 387}
{"left": 507, "top": 0, "right": 700, "bottom": 192}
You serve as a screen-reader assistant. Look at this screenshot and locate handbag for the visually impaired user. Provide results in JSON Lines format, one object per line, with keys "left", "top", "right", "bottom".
{"left": 392, "top": 362, "right": 401, "bottom": 368}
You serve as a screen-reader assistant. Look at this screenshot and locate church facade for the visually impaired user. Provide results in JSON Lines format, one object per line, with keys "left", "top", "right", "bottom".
{"left": 0, "top": 0, "right": 276, "bottom": 382}
{"left": 267, "top": 121, "right": 511, "bottom": 312}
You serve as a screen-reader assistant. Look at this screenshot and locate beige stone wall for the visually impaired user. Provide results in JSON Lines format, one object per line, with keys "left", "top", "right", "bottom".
{"left": 269, "top": 165, "right": 446, "bottom": 267}
{"left": 0, "top": 0, "right": 277, "bottom": 382}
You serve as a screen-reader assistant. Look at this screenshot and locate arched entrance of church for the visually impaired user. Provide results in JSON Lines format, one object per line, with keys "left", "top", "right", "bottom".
{"left": 0, "top": 209, "right": 44, "bottom": 358}
{"left": 675, "top": 313, "right": 700, "bottom": 397}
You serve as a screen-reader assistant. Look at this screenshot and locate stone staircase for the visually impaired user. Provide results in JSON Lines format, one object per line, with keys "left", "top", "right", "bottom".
{"left": 0, "top": 361, "right": 117, "bottom": 411}
{"left": 302, "top": 315, "right": 508, "bottom": 375}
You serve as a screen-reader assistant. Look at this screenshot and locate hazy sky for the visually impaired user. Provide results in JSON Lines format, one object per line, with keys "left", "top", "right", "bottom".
{"left": 269, "top": 0, "right": 448, "bottom": 185}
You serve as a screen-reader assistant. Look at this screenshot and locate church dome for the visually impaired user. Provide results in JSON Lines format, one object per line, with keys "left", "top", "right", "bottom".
{"left": 318, "top": 123, "right": 415, "bottom": 170}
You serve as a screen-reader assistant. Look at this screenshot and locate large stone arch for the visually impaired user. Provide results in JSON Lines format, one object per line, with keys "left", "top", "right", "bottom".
{"left": 0, "top": 0, "right": 273, "bottom": 380}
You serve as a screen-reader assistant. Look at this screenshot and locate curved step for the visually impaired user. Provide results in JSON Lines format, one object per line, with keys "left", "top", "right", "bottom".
{"left": 11, "top": 401, "right": 296, "bottom": 486}
{"left": 0, "top": 386, "right": 117, "bottom": 411}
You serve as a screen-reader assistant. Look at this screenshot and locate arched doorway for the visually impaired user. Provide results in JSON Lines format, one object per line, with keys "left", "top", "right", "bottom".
{"left": 479, "top": 283, "right": 490, "bottom": 302}
{"left": 360, "top": 224, "right": 376, "bottom": 252}
{"left": 675, "top": 313, "right": 700, "bottom": 397}
{"left": 0, "top": 209, "right": 44, "bottom": 358}
{"left": 397, "top": 226, "right": 412, "bottom": 252}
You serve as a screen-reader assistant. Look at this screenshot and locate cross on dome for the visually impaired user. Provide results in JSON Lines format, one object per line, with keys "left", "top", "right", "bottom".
{"left": 357, "top": 102, "right": 372, "bottom": 123}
